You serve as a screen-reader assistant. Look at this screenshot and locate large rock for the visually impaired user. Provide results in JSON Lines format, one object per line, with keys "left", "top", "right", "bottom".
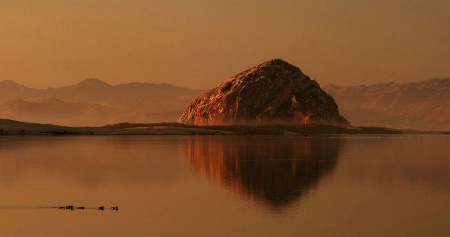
{"left": 179, "top": 59, "right": 350, "bottom": 126}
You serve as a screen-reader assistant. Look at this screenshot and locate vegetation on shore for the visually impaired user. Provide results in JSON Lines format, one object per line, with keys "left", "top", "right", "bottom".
{"left": 0, "top": 119, "right": 426, "bottom": 136}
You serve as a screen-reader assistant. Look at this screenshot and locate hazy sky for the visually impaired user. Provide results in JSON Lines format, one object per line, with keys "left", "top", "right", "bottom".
{"left": 0, "top": 0, "right": 449, "bottom": 89}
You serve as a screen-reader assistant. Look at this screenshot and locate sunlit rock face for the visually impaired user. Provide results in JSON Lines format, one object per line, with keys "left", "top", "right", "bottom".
{"left": 179, "top": 59, "right": 350, "bottom": 126}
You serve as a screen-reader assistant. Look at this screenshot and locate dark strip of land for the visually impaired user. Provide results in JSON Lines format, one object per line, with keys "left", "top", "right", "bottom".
{"left": 0, "top": 119, "right": 447, "bottom": 135}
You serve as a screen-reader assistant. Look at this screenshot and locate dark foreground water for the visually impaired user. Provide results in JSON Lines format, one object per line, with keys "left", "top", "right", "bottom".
{"left": 0, "top": 135, "right": 448, "bottom": 237}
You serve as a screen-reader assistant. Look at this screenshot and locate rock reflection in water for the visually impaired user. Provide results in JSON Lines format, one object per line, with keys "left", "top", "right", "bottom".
{"left": 187, "top": 136, "right": 342, "bottom": 209}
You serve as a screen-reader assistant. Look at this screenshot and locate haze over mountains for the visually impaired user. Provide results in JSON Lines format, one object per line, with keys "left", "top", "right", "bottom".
{"left": 0, "top": 77, "right": 448, "bottom": 131}
{"left": 322, "top": 78, "right": 450, "bottom": 131}
{"left": 0, "top": 78, "right": 202, "bottom": 126}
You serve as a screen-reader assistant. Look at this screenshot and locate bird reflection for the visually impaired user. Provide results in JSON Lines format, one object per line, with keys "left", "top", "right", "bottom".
{"left": 187, "top": 136, "right": 342, "bottom": 210}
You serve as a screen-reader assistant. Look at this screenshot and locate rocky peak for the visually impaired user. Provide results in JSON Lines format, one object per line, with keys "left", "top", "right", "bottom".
{"left": 179, "top": 59, "right": 350, "bottom": 126}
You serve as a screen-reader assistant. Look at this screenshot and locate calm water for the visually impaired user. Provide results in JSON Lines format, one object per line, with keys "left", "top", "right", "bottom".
{"left": 0, "top": 135, "right": 448, "bottom": 237}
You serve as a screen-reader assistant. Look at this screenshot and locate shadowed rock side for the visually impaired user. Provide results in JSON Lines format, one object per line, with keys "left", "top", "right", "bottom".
{"left": 180, "top": 59, "right": 350, "bottom": 126}
{"left": 187, "top": 136, "right": 343, "bottom": 210}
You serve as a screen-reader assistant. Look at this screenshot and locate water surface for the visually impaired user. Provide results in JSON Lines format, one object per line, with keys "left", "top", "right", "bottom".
{"left": 0, "top": 135, "right": 448, "bottom": 236}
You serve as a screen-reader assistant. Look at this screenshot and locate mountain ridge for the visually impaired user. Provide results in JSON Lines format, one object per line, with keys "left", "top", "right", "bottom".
{"left": 0, "top": 77, "right": 448, "bottom": 130}
{"left": 322, "top": 77, "right": 450, "bottom": 131}
{"left": 0, "top": 78, "right": 203, "bottom": 126}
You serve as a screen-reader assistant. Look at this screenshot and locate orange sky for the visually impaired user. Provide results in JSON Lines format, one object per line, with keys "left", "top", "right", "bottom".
{"left": 0, "top": 0, "right": 449, "bottom": 89}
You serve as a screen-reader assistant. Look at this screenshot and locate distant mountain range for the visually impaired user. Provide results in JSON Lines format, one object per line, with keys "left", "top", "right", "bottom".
{"left": 322, "top": 78, "right": 450, "bottom": 131}
{"left": 0, "top": 78, "right": 448, "bottom": 131}
{"left": 0, "top": 78, "right": 202, "bottom": 126}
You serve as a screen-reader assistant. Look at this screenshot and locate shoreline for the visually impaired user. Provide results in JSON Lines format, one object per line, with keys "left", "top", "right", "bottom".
{"left": 1, "top": 119, "right": 448, "bottom": 135}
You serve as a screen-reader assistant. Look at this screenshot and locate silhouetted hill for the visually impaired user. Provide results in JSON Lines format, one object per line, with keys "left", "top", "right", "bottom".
{"left": 323, "top": 78, "right": 450, "bottom": 131}
{"left": 0, "top": 80, "right": 41, "bottom": 100}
